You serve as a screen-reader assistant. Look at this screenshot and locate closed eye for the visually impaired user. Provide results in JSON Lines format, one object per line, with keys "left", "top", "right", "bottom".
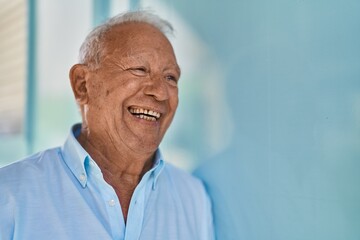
{"left": 129, "top": 67, "right": 148, "bottom": 76}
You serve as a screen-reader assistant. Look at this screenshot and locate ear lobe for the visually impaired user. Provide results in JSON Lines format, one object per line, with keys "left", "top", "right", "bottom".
{"left": 69, "top": 64, "right": 89, "bottom": 105}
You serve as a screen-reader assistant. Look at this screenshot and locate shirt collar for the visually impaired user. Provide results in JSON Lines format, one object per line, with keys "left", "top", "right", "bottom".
{"left": 150, "top": 149, "right": 165, "bottom": 190}
{"left": 61, "top": 123, "right": 165, "bottom": 189}
{"left": 61, "top": 123, "right": 89, "bottom": 188}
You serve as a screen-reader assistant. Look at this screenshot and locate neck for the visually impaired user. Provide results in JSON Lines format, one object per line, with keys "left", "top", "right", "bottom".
{"left": 77, "top": 131, "right": 155, "bottom": 183}
{"left": 76, "top": 128, "right": 156, "bottom": 223}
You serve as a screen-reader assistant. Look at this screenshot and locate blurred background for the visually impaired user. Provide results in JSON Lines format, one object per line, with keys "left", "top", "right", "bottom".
{"left": 0, "top": 0, "right": 359, "bottom": 239}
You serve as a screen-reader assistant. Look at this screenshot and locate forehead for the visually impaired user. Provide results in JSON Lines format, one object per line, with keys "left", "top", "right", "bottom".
{"left": 101, "top": 22, "right": 175, "bottom": 58}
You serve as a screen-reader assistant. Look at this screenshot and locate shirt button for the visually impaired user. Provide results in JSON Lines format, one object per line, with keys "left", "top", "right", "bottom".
{"left": 79, "top": 173, "right": 86, "bottom": 181}
{"left": 108, "top": 199, "right": 116, "bottom": 207}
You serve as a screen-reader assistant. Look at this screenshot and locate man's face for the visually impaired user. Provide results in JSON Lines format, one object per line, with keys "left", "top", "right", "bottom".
{"left": 83, "top": 23, "right": 180, "bottom": 154}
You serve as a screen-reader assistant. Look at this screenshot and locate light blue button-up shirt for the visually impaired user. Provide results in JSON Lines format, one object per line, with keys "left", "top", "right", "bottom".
{"left": 0, "top": 124, "right": 214, "bottom": 240}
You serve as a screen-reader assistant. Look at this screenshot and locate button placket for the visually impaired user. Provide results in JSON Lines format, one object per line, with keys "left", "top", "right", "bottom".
{"left": 79, "top": 173, "right": 86, "bottom": 182}
{"left": 124, "top": 176, "right": 149, "bottom": 240}
{"left": 108, "top": 199, "right": 116, "bottom": 207}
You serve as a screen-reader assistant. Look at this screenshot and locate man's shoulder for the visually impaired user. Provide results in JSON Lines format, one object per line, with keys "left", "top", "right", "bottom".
{"left": 163, "top": 162, "right": 207, "bottom": 196}
{"left": 164, "top": 162, "right": 200, "bottom": 181}
{"left": 161, "top": 162, "right": 214, "bottom": 236}
{"left": 0, "top": 147, "right": 62, "bottom": 184}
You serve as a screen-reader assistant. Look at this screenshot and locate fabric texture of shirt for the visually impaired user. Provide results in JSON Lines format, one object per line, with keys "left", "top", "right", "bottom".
{"left": 0, "top": 124, "right": 214, "bottom": 240}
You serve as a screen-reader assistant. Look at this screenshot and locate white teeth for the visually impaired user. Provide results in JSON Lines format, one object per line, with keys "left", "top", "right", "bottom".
{"left": 129, "top": 107, "right": 161, "bottom": 120}
{"left": 135, "top": 114, "right": 156, "bottom": 122}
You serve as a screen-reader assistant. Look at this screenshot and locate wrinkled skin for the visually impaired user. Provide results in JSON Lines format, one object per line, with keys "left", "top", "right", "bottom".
{"left": 69, "top": 22, "right": 180, "bottom": 221}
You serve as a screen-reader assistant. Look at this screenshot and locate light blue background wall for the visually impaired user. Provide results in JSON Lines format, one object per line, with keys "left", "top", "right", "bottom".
{"left": 1, "top": 0, "right": 359, "bottom": 239}
{"left": 177, "top": 0, "right": 360, "bottom": 239}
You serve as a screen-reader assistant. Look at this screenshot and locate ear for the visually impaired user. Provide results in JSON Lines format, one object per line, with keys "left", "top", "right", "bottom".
{"left": 69, "top": 64, "right": 89, "bottom": 105}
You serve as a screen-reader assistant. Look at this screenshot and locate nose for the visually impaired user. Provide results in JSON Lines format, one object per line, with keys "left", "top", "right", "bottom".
{"left": 143, "top": 76, "right": 169, "bottom": 101}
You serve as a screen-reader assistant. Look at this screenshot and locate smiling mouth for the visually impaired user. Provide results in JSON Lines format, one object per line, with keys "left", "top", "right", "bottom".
{"left": 128, "top": 107, "right": 161, "bottom": 122}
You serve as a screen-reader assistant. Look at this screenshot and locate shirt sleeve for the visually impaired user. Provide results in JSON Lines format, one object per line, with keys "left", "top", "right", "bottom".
{"left": 198, "top": 181, "right": 216, "bottom": 240}
{"left": 205, "top": 193, "right": 216, "bottom": 240}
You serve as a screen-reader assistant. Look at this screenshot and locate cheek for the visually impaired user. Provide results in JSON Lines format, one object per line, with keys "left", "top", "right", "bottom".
{"left": 104, "top": 78, "right": 142, "bottom": 102}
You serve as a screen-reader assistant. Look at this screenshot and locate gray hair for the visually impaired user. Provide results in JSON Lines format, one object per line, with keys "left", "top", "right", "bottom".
{"left": 79, "top": 10, "right": 174, "bottom": 68}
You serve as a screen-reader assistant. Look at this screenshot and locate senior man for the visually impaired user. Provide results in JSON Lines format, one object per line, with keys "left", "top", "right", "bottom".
{"left": 0, "top": 11, "right": 214, "bottom": 240}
